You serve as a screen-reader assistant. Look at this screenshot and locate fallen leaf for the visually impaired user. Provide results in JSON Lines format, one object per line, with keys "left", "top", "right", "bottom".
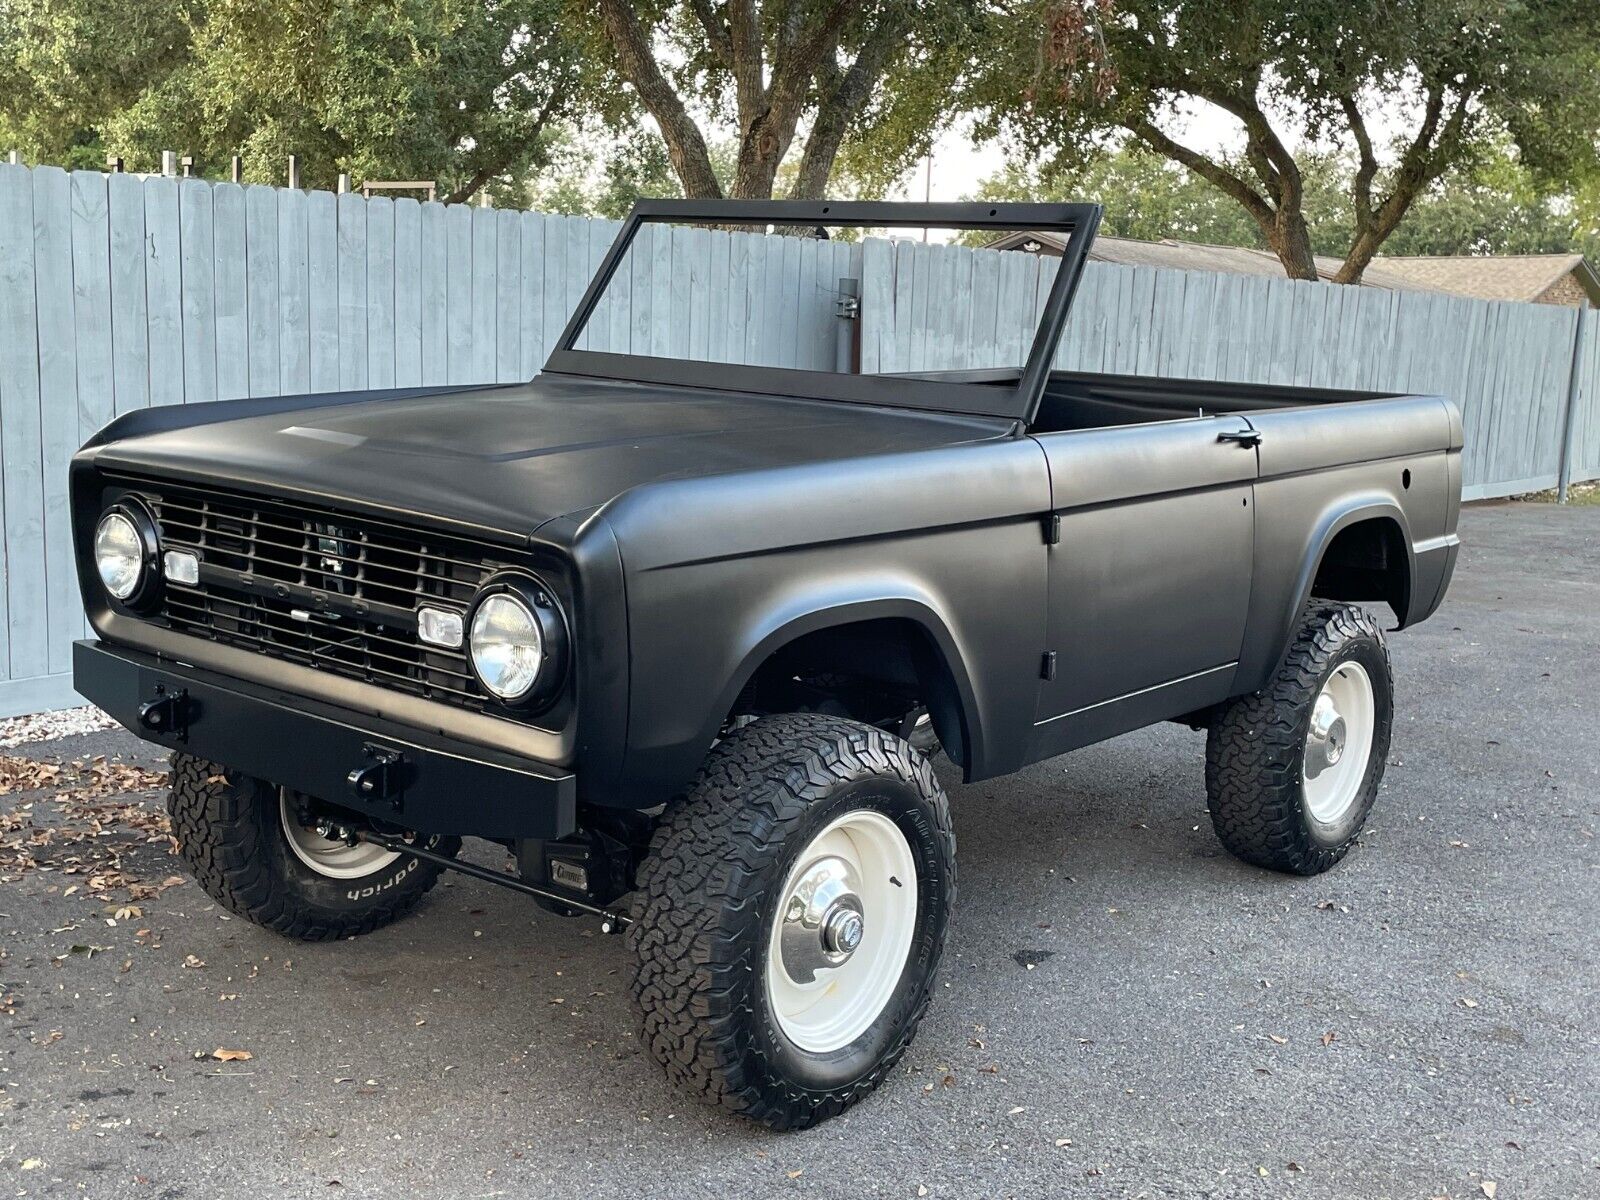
{"left": 786, "top": 1169, "right": 803, "bottom": 1179}
{"left": 210, "top": 1048, "right": 253, "bottom": 1062}
{"left": 1481, "top": 1182, "right": 1498, "bottom": 1198}
{"left": 1461, "top": 997, "right": 1480, "bottom": 1009}
{"left": 1268, "top": 1034, "right": 1289, "bottom": 1045}
{"left": 1320, "top": 1031, "right": 1337, "bottom": 1047}
{"left": 183, "top": 954, "right": 205, "bottom": 969}
{"left": 21, "top": 1158, "right": 43, "bottom": 1170}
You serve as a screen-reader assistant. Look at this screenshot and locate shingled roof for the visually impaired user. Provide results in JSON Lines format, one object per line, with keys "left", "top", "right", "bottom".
{"left": 1369, "top": 254, "right": 1600, "bottom": 305}
{"left": 986, "top": 231, "right": 1600, "bottom": 306}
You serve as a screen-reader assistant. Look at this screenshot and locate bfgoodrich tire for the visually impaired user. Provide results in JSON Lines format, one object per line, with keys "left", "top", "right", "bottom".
{"left": 627, "top": 713, "right": 956, "bottom": 1129}
{"left": 166, "top": 754, "right": 457, "bottom": 941}
{"left": 1205, "top": 603, "right": 1393, "bottom": 875}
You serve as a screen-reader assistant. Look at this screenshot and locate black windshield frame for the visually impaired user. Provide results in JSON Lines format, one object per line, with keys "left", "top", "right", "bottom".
{"left": 542, "top": 199, "right": 1102, "bottom": 424}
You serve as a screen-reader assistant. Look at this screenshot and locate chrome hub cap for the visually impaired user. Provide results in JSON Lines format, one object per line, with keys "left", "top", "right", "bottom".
{"left": 1301, "top": 662, "right": 1376, "bottom": 825}
{"left": 778, "top": 855, "right": 866, "bottom": 984}
{"left": 279, "top": 791, "right": 402, "bottom": 880}
{"left": 1305, "top": 693, "right": 1347, "bottom": 778}
{"left": 766, "top": 810, "right": 918, "bottom": 1053}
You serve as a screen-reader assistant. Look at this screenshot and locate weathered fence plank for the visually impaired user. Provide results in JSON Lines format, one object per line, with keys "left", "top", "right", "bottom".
{"left": 179, "top": 179, "right": 218, "bottom": 405}
{"left": 306, "top": 190, "right": 339, "bottom": 393}
{"left": 278, "top": 187, "right": 311, "bottom": 396}
{"left": 0, "top": 163, "right": 44, "bottom": 679}
{"left": 212, "top": 183, "right": 249, "bottom": 401}
{"left": 144, "top": 176, "right": 185, "bottom": 408}
{"left": 336, "top": 191, "right": 368, "bottom": 390}
{"left": 366, "top": 196, "right": 396, "bottom": 390}
{"left": 244, "top": 185, "right": 280, "bottom": 398}
{"left": 31, "top": 166, "right": 83, "bottom": 676}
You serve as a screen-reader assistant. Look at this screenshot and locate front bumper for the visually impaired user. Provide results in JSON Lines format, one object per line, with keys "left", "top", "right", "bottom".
{"left": 74, "top": 640, "right": 576, "bottom": 839}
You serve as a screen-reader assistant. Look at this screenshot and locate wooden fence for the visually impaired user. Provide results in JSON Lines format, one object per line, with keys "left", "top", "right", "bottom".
{"left": 0, "top": 162, "right": 1596, "bottom": 716}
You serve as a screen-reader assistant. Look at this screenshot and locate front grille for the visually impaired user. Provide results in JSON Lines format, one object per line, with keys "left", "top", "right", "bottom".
{"left": 131, "top": 481, "right": 516, "bottom": 713}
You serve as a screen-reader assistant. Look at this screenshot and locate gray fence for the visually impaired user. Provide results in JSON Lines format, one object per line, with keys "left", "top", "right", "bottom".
{"left": 1, "top": 162, "right": 1596, "bottom": 717}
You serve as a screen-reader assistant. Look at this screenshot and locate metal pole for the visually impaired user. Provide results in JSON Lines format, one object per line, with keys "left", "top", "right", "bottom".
{"left": 287, "top": 154, "right": 300, "bottom": 189}
{"left": 230, "top": 155, "right": 243, "bottom": 184}
{"left": 1556, "top": 308, "right": 1589, "bottom": 503}
{"left": 834, "top": 277, "right": 860, "bottom": 373}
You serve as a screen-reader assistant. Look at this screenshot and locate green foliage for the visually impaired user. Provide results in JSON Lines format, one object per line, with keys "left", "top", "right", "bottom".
{"left": 966, "top": 141, "right": 1600, "bottom": 261}
{"left": 1, "top": 0, "right": 585, "bottom": 197}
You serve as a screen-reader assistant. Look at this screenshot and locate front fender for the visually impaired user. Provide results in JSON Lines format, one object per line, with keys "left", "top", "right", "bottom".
{"left": 711, "top": 591, "right": 984, "bottom": 764}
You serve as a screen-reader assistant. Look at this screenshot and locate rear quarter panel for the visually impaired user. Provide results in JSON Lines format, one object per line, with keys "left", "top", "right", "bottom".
{"left": 1237, "top": 395, "right": 1462, "bottom": 690}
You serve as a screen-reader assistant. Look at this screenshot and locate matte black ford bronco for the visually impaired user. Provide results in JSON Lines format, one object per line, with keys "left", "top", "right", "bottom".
{"left": 71, "top": 200, "right": 1461, "bottom": 1127}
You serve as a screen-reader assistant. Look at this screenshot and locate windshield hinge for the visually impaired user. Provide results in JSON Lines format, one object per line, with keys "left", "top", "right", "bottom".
{"left": 1043, "top": 513, "right": 1061, "bottom": 545}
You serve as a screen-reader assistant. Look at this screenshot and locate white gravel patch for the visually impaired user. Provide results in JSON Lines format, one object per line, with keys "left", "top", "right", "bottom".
{"left": 0, "top": 704, "right": 119, "bottom": 748}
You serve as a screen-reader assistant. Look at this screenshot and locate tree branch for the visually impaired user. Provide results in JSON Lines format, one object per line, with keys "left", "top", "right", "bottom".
{"left": 788, "top": 12, "right": 904, "bottom": 199}
{"left": 731, "top": 0, "right": 852, "bottom": 197}
{"left": 688, "top": 0, "right": 734, "bottom": 70}
{"left": 727, "top": 0, "right": 767, "bottom": 124}
{"left": 1340, "top": 94, "right": 1378, "bottom": 230}
{"left": 445, "top": 81, "right": 571, "bottom": 204}
{"left": 597, "top": 0, "right": 723, "bottom": 197}
{"left": 1333, "top": 85, "right": 1473, "bottom": 283}
{"left": 1125, "top": 115, "right": 1275, "bottom": 227}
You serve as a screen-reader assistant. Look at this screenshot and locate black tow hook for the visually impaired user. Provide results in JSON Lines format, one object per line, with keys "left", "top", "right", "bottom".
{"left": 352, "top": 828, "right": 633, "bottom": 934}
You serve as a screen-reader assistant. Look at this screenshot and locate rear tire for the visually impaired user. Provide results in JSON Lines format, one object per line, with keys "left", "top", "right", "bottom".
{"left": 627, "top": 713, "right": 955, "bottom": 1129}
{"left": 166, "top": 754, "right": 457, "bottom": 941}
{"left": 1205, "top": 603, "right": 1393, "bottom": 875}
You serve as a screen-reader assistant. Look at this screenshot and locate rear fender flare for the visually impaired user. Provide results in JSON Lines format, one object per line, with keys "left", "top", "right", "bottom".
{"left": 1282, "top": 498, "right": 1415, "bottom": 648}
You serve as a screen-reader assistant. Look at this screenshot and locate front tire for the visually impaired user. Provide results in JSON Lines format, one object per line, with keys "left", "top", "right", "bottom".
{"left": 1205, "top": 603, "right": 1393, "bottom": 875}
{"left": 627, "top": 713, "right": 955, "bottom": 1129}
{"left": 166, "top": 754, "right": 457, "bottom": 941}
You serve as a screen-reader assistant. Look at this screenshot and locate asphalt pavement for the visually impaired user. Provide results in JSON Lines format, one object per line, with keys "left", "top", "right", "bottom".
{"left": 0, "top": 501, "right": 1595, "bottom": 1199}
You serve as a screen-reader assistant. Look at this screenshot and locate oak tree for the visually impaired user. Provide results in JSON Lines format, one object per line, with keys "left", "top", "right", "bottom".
{"left": 969, "top": 0, "right": 1600, "bottom": 281}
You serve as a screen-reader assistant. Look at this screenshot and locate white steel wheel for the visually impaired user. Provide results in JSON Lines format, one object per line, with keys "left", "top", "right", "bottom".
{"left": 766, "top": 809, "right": 919, "bottom": 1054}
{"left": 278, "top": 791, "right": 402, "bottom": 880}
{"left": 1301, "top": 661, "right": 1376, "bottom": 824}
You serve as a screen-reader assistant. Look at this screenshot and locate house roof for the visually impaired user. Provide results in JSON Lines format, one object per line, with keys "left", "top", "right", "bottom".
{"left": 986, "top": 230, "right": 1600, "bottom": 305}
{"left": 1368, "top": 254, "right": 1600, "bottom": 305}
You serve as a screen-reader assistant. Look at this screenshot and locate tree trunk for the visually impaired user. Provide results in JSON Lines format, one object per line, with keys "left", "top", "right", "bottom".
{"left": 1266, "top": 208, "right": 1320, "bottom": 281}
{"left": 597, "top": 0, "right": 724, "bottom": 198}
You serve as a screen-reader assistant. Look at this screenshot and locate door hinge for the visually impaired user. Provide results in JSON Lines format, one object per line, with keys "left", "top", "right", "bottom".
{"left": 1040, "top": 651, "right": 1057, "bottom": 681}
{"left": 1043, "top": 513, "right": 1061, "bottom": 545}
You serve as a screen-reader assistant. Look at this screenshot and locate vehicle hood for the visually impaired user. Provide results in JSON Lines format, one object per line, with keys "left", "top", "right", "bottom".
{"left": 85, "top": 374, "right": 1014, "bottom": 543}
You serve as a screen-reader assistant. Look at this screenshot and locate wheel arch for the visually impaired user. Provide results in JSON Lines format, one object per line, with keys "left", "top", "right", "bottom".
{"left": 1257, "top": 503, "right": 1415, "bottom": 695}
{"left": 711, "top": 598, "right": 984, "bottom": 772}
{"left": 1301, "top": 504, "right": 1415, "bottom": 627}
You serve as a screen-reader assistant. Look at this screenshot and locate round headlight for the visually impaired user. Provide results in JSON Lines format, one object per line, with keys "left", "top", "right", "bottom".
{"left": 469, "top": 592, "right": 545, "bottom": 701}
{"left": 95, "top": 509, "right": 148, "bottom": 601}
